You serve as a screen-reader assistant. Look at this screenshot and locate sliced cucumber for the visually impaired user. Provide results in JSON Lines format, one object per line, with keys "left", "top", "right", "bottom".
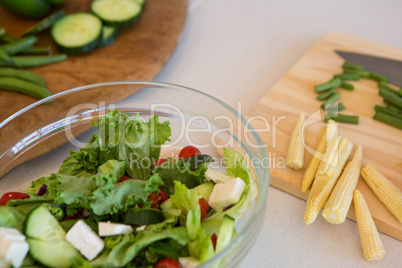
{"left": 131, "top": 0, "right": 146, "bottom": 7}
{"left": 215, "top": 215, "right": 235, "bottom": 253}
{"left": 91, "top": 0, "right": 142, "bottom": 27}
{"left": 23, "top": 9, "right": 66, "bottom": 36}
{"left": 51, "top": 12, "right": 102, "bottom": 55}
{"left": 123, "top": 208, "right": 164, "bottom": 226}
{"left": 25, "top": 206, "right": 80, "bottom": 267}
{"left": 192, "top": 181, "right": 215, "bottom": 202}
{"left": 98, "top": 25, "right": 119, "bottom": 47}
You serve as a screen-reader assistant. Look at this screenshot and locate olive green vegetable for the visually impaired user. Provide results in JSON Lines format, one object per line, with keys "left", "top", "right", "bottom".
{"left": 334, "top": 73, "right": 360, "bottom": 81}
{"left": 0, "top": 0, "right": 50, "bottom": 19}
{"left": 0, "top": 48, "right": 14, "bottom": 64}
{"left": 373, "top": 111, "right": 402, "bottom": 129}
{"left": 343, "top": 68, "right": 370, "bottom": 78}
{"left": 379, "top": 88, "right": 402, "bottom": 109}
{"left": 340, "top": 82, "right": 354, "bottom": 91}
{"left": 325, "top": 113, "right": 359, "bottom": 124}
{"left": 317, "top": 88, "right": 336, "bottom": 100}
{"left": 0, "top": 76, "right": 51, "bottom": 99}
{"left": 0, "top": 33, "right": 17, "bottom": 43}
{"left": 0, "top": 67, "right": 45, "bottom": 86}
{"left": 21, "top": 47, "right": 51, "bottom": 55}
{"left": 374, "top": 105, "right": 402, "bottom": 120}
{"left": 327, "top": 103, "right": 346, "bottom": 113}
{"left": 0, "top": 54, "right": 67, "bottom": 67}
{"left": 378, "top": 82, "right": 402, "bottom": 97}
{"left": 342, "top": 61, "right": 365, "bottom": 71}
{"left": 1, "top": 36, "right": 38, "bottom": 55}
{"left": 321, "top": 92, "right": 341, "bottom": 110}
{"left": 23, "top": 9, "right": 66, "bottom": 36}
{"left": 315, "top": 78, "right": 342, "bottom": 93}
{"left": 368, "top": 72, "right": 388, "bottom": 83}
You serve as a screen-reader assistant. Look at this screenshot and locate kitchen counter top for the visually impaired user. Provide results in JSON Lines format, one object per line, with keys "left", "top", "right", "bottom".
{"left": 155, "top": 0, "right": 402, "bottom": 267}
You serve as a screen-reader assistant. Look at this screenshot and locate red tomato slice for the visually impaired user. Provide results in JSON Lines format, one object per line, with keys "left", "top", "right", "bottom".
{"left": 178, "top": 145, "right": 201, "bottom": 160}
{"left": 0, "top": 192, "right": 29, "bottom": 206}
{"left": 211, "top": 233, "right": 218, "bottom": 250}
{"left": 199, "top": 197, "right": 209, "bottom": 221}
{"left": 149, "top": 189, "right": 168, "bottom": 208}
{"left": 155, "top": 258, "right": 180, "bottom": 268}
{"left": 118, "top": 176, "right": 132, "bottom": 183}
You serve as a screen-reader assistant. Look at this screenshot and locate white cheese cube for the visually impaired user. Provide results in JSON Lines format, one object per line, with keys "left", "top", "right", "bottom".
{"left": 135, "top": 225, "right": 146, "bottom": 232}
{"left": 66, "top": 220, "right": 104, "bottom": 261}
{"left": 0, "top": 228, "right": 29, "bottom": 268}
{"left": 179, "top": 257, "right": 201, "bottom": 268}
{"left": 98, "top": 222, "right": 133, "bottom": 236}
{"left": 208, "top": 177, "right": 246, "bottom": 211}
{"left": 205, "top": 169, "right": 233, "bottom": 184}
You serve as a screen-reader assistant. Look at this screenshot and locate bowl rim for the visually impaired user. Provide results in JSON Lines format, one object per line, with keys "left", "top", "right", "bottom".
{"left": 0, "top": 80, "right": 270, "bottom": 265}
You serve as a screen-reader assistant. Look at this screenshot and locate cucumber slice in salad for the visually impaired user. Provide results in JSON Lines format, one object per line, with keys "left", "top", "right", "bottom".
{"left": 91, "top": 0, "right": 142, "bottom": 27}
{"left": 98, "top": 25, "right": 119, "bottom": 47}
{"left": 25, "top": 206, "right": 80, "bottom": 267}
{"left": 51, "top": 12, "right": 102, "bottom": 55}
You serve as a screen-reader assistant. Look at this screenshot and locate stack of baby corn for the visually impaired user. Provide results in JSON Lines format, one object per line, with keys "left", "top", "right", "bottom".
{"left": 286, "top": 112, "right": 402, "bottom": 261}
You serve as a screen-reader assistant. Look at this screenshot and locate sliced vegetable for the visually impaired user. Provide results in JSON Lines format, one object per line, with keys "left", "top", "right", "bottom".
{"left": 340, "top": 82, "right": 354, "bottom": 91}
{"left": 315, "top": 78, "right": 342, "bottom": 93}
{"left": 378, "top": 81, "right": 402, "bottom": 97}
{"left": 98, "top": 25, "right": 119, "bottom": 47}
{"left": 354, "top": 190, "right": 385, "bottom": 261}
{"left": 123, "top": 208, "right": 165, "bottom": 226}
{"left": 373, "top": 111, "right": 402, "bottom": 129}
{"left": 361, "top": 164, "right": 402, "bottom": 223}
{"left": 91, "top": 0, "right": 142, "bottom": 27}
{"left": 321, "top": 92, "right": 341, "bottom": 110}
{"left": 368, "top": 71, "right": 388, "bottom": 83}
{"left": 23, "top": 9, "right": 66, "bottom": 36}
{"left": 374, "top": 105, "right": 402, "bottom": 120}
{"left": 316, "top": 88, "right": 336, "bottom": 100}
{"left": 322, "top": 145, "right": 362, "bottom": 224}
{"left": 334, "top": 73, "right": 360, "bottom": 81}
{"left": 0, "top": 76, "right": 52, "bottom": 99}
{"left": 286, "top": 112, "right": 305, "bottom": 170}
{"left": 198, "top": 198, "right": 209, "bottom": 221}
{"left": 325, "top": 113, "right": 359, "bottom": 125}
{"left": 0, "top": 192, "right": 30, "bottom": 206}
{"left": 326, "top": 102, "right": 346, "bottom": 113}
{"left": 215, "top": 215, "right": 235, "bottom": 253}
{"left": 342, "top": 61, "right": 365, "bottom": 71}
{"left": 51, "top": 13, "right": 103, "bottom": 55}
{"left": 0, "top": 0, "right": 50, "bottom": 19}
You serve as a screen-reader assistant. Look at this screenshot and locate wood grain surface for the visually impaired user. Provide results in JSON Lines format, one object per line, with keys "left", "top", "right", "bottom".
{"left": 247, "top": 33, "right": 402, "bottom": 240}
{"left": 0, "top": 0, "right": 188, "bottom": 122}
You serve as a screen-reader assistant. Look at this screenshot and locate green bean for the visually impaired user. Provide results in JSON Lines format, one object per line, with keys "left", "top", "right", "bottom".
{"left": 342, "top": 61, "right": 365, "bottom": 71}
{"left": 368, "top": 72, "right": 388, "bottom": 83}
{"left": 334, "top": 73, "right": 360, "bottom": 81}
{"left": 327, "top": 103, "right": 346, "bottom": 113}
{"left": 0, "top": 34, "right": 17, "bottom": 43}
{"left": 0, "top": 67, "right": 45, "bottom": 87}
{"left": 373, "top": 112, "right": 402, "bottom": 129}
{"left": 23, "top": 10, "right": 66, "bottom": 36}
{"left": 0, "top": 36, "right": 38, "bottom": 55}
{"left": 340, "top": 82, "right": 354, "bottom": 91}
{"left": 379, "top": 88, "right": 402, "bottom": 109}
{"left": 0, "top": 48, "right": 14, "bottom": 64}
{"left": 0, "top": 76, "right": 51, "bottom": 99}
{"left": 326, "top": 113, "right": 359, "bottom": 124}
{"left": 317, "top": 88, "right": 336, "bottom": 100}
{"left": 378, "top": 82, "right": 402, "bottom": 97}
{"left": 21, "top": 47, "right": 51, "bottom": 55}
{"left": 343, "top": 68, "right": 370, "bottom": 78}
{"left": 374, "top": 105, "right": 402, "bottom": 120}
{"left": 315, "top": 78, "right": 342, "bottom": 93}
{"left": 321, "top": 92, "right": 341, "bottom": 110}
{"left": 0, "top": 54, "right": 67, "bottom": 67}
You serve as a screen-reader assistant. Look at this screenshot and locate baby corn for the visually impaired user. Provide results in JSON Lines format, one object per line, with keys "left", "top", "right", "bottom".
{"left": 361, "top": 164, "right": 402, "bottom": 223}
{"left": 304, "top": 136, "right": 353, "bottom": 225}
{"left": 301, "top": 120, "right": 337, "bottom": 192}
{"left": 286, "top": 112, "right": 305, "bottom": 170}
{"left": 354, "top": 190, "right": 385, "bottom": 261}
{"left": 322, "top": 145, "right": 363, "bottom": 224}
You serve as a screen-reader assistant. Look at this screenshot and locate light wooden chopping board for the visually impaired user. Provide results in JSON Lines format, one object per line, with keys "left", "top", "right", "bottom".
{"left": 247, "top": 32, "right": 402, "bottom": 240}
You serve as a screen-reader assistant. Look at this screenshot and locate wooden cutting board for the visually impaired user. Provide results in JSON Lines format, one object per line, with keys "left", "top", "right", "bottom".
{"left": 247, "top": 32, "right": 402, "bottom": 240}
{"left": 0, "top": 0, "right": 188, "bottom": 122}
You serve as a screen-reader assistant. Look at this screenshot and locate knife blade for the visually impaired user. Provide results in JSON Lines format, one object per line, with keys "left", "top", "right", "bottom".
{"left": 335, "top": 50, "right": 402, "bottom": 87}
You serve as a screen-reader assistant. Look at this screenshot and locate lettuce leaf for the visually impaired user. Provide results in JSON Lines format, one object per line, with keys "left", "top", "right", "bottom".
{"left": 153, "top": 158, "right": 208, "bottom": 196}
{"left": 0, "top": 206, "right": 30, "bottom": 232}
{"left": 170, "top": 181, "right": 202, "bottom": 225}
{"left": 201, "top": 148, "right": 257, "bottom": 234}
{"left": 97, "top": 159, "right": 125, "bottom": 178}
{"left": 93, "top": 109, "right": 171, "bottom": 180}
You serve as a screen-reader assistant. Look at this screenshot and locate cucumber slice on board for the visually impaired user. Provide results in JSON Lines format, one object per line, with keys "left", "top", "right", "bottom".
{"left": 99, "top": 25, "right": 119, "bottom": 47}
{"left": 23, "top": 9, "right": 66, "bottom": 36}
{"left": 91, "top": 0, "right": 142, "bottom": 27}
{"left": 51, "top": 12, "right": 102, "bottom": 55}
{"left": 25, "top": 206, "right": 80, "bottom": 267}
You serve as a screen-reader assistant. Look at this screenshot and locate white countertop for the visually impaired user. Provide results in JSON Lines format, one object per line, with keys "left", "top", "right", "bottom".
{"left": 155, "top": 0, "right": 402, "bottom": 267}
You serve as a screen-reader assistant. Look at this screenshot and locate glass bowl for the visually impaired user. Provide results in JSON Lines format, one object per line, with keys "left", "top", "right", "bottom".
{"left": 0, "top": 81, "right": 269, "bottom": 267}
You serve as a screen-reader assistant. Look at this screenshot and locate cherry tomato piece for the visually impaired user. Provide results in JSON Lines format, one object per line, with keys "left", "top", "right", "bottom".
{"left": 178, "top": 145, "right": 201, "bottom": 160}
{"left": 211, "top": 233, "right": 218, "bottom": 250}
{"left": 118, "top": 176, "right": 132, "bottom": 183}
{"left": 199, "top": 197, "right": 209, "bottom": 221}
{"left": 0, "top": 192, "right": 29, "bottom": 206}
{"left": 154, "top": 158, "right": 167, "bottom": 167}
{"left": 155, "top": 258, "right": 180, "bottom": 268}
{"left": 149, "top": 189, "right": 168, "bottom": 208}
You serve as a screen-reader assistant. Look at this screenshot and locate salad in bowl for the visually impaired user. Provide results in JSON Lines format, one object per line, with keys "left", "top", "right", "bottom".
{"left": 0, "top": 109, "right": 257, "bottom": 268}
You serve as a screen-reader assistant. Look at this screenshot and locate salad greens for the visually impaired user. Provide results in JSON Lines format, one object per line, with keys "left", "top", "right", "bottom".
{"left": 0, "top": 109, "right": 257, "bottom": 267}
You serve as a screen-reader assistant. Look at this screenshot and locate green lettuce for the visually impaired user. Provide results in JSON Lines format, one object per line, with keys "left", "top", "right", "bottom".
{"left": 93, "top": 109, "right": 171, "bottom": 180}
{"left": 170, "top": 181, "right": 202, "bottom": 225}
{"left": 202, "top": 148, "right": 257, "bottom": 234}
{"left": 97, "top": 159, "right": 125, "bottom": 178}
{"left": 0, "top": 206, "right": 30, "bottom": 232}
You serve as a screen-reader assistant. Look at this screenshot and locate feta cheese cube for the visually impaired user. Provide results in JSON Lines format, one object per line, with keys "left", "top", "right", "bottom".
{"left": 208, "top": 177, "right": 246, "bottom": 211}
{"left": 98, "top": 222, "right": 133, "bottom": 236}
{"left": 205, "top": 169, "right": 233, "bottom": 183}
{"left": 135, "top": 225, "right": 146, "bottom": 232}
{"left": 0, "top": 228, "right": 29, "bottom": 268}
{"left": 66, "top": 220, "right": 104, "bottom": 261}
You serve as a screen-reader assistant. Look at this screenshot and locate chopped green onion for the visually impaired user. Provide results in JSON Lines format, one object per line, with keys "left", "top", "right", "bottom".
{"left": 374, "top": 105, "right": 402, "bottom": 120}
{"left": 342, "top": 61, "right": 365, "bottom": 71}
{"left": 321, "top": 92, "right": 341, "bottom": 110}
{"left": 378, "top": 82, "right": 402, "bottom": 97}
{"left": 340, "top": 82, "right": 354, "bottom": 91}
{"left": 315, "top": 78, "right": 342, "bottom": 93}
{"left": 379, "top": 88, "right": 402, "bottom": 109}
{"left": 334, "top": 73, "right": 360, "bottom": 81}
{"left": 343, "top": 68, "right": 370, "bottom": 78}
{"left": 373, "top": 112, "right": 402, "bottom": 129}
{"left": 317, "top": 88, "right": 337, "bottom": 100}
{"left": 326, "top": 113, "right": 359, "bottom": 124}
{"left": 369, "top": 72, "right": 388, "bottom": 83}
